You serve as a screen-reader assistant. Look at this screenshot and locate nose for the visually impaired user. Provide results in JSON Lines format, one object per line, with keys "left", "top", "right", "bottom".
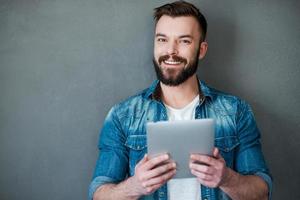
{"left": 166, "top": 40, "right": 178, "bottom": 55}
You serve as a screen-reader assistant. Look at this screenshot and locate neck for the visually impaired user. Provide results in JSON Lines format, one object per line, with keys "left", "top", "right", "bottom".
{"left": 160, "top": 75, "right": 199, "bottom": 109}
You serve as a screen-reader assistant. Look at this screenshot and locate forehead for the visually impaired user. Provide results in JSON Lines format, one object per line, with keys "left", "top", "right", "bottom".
{"left": 155, "top": 15, "right": 201, "bottom": 38}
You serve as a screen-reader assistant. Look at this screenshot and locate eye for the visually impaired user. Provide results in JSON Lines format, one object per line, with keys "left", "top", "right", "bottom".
{"left": 157, "top": 38, "right": 167, "bottom": 42}
{"left": 180, "top": 39, "right": 191, "bottom": 44}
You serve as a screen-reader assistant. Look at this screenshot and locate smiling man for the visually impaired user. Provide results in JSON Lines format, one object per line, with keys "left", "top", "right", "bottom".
{"left": 89, "top": 1, "right": 272, "bottom": 200}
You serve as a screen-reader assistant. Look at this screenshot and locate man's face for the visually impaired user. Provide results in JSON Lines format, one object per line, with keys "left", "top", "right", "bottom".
{"left": 153, "top": 15, "right": 202, "bottom": 86}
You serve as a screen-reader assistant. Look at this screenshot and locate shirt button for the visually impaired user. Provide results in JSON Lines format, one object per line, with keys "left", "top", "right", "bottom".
{"left": 159, "top": 191, "right": 164, "bottom": 197}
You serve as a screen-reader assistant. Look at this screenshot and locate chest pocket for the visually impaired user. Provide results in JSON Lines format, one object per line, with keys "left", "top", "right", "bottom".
{"left": 125, "top": 135, "right": 147, "bottom": 176}
{"left": 215, "top": 136, "right": 240, "bottom": 168}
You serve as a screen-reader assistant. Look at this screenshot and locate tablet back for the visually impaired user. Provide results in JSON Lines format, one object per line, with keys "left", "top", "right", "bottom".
{"left": 146, "top": 118, "right": 215, "bottom": 179}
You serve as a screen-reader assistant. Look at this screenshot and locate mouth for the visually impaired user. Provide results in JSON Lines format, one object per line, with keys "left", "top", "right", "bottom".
{"left": 158, "top": 55, "right": 187, "bottom": 67}
{"left": 163, "top": 60, "right": 182, "bottom": 65}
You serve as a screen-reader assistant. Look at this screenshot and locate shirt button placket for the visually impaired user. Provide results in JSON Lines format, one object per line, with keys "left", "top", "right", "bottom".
{"left": 158, "top": 191, "right": 164, "bottom": 200}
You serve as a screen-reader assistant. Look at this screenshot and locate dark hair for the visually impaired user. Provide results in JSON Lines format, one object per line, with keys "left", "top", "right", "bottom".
{"left": 154, "top": 1, "right": 207, "bottom": 41}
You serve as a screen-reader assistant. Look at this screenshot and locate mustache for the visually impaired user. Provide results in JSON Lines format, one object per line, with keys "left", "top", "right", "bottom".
{"left": 158, "top": 55, "right": 187, "bottom": 65}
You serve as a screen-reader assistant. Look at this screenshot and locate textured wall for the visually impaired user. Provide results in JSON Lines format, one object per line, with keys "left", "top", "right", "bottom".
{"left": 0, "top": 0, "right": 299, "bottom": 199}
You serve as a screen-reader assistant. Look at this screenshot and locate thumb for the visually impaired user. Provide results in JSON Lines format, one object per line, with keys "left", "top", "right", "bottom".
{"left": 136, "top": 153, "right": 148, "bottom": 167}
{"left": 213, "top": 148, "right": 222, "bottom": 159}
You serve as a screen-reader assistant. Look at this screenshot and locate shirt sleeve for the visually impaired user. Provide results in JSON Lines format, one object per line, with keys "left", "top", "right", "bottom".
{"left": 235, "top": 100, "right": 273, "bottom": 200}
{"left": 88, "top": 106, "right": 129, "bottom": 200}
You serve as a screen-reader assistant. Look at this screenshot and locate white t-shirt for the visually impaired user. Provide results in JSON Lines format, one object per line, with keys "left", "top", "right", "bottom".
{"left": 164, "top": 95, "right": 201, "bottom": 200}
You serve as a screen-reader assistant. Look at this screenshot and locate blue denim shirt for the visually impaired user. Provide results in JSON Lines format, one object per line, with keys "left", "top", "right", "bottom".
{"left": 89, "top": 79, "right": 272, "bottom": 200}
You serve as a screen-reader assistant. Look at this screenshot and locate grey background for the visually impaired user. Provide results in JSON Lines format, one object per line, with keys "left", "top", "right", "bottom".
{"left": 0, "top": 0, "right": 299, "bottom": 199}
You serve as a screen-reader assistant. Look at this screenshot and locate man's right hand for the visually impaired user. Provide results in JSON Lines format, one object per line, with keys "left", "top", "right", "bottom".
{"left": 127, "top": 153, "right": 177, "bottom": 198}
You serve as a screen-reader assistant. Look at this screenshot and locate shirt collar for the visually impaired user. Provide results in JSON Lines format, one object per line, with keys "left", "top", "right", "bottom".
{"left": 144, "top": 77, "right": 213, "bottom": 103}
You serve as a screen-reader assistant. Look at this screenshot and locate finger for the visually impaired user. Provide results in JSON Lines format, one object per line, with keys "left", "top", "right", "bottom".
{"left": 143, "top": 169, "right": 176, "bottom": 187}
{"left": 143, "top": 154, "right": 170, "bottom": 170}
{"left": 136, "top": 154, "right": 149, "bottom": 168}
{"left": 213, "top": 148, "right": 218, "bottom": 157}
{"left": 190, "top": 154, "right": 218, "bottom": 166}
{"left": 189, "top": 163, "right": 214, "bottom": 175}
{"left": 191, "top": 169, "right": 213, "bottom": 181}
{"left": 213, "top": 148, "right": 222, "bottom": 159}
{"left": 144, "top": 162, "right": 176, "bottom": 180}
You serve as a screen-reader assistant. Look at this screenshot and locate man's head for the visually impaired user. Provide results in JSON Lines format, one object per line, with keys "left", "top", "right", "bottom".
{"left": 153, "top": 1, "right": 208, "bottom": 86}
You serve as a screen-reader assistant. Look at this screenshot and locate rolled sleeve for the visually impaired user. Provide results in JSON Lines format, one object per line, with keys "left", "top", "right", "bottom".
{"left": 88, "top": 176, "right": 117, "bottom": 200}
{"left": 254, "top": 171, "right": 273, "bottom": 200}
{"left": 235, "top": 100, "right": 273, "bottom": 199}
{"left": 88, "top": 106, "right": 129, "bottom": 199}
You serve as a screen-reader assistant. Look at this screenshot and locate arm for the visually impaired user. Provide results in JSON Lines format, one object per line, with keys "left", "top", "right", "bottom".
{"left": 93, "top": 181, "right": 138, "bottom": 200}
{"left": 220, "top": 168, "right": 268, "bottom": 200}
{"left": 93, "top": 154, "right": 176, "bottom": 200}
{"left": 89, "top": 107, "right": 176, "bottom": 200}
{"left": 190, "top": 148, "right": 268, "bottom": 200}
{"left": 190, "top": 100, "right": 272, "bottom": 200}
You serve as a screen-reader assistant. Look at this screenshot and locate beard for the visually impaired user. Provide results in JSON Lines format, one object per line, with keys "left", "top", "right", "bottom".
{"left": 153, "top": 48, "right": 200, "bottom": 86}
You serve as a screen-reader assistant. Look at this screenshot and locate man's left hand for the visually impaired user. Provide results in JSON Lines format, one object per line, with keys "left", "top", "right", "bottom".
{"left": 189, "top": 147, "right": 230, "bottom": 188}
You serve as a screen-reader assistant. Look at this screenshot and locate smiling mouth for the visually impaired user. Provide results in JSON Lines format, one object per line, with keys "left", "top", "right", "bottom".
{"left": 163, "top": 60, "right": 182, "bottom": 65}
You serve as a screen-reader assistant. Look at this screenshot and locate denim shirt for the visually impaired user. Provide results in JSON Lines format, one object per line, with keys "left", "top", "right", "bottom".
{"left": 89, "top": 79, "right": 272, "bottom": 200}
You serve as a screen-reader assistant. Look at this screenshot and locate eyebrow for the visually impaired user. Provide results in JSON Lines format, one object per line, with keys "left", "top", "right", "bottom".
{"left": 178, "top": 35, "right": 193, "bottom": 39}
{"left": 155, "top": 33, "right": 167, "bottom": 37}
{"left": 155, "top": 33, "right": 194, "bottom": 39}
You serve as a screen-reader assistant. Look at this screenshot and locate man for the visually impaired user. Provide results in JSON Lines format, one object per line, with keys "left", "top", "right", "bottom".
{"left": 89, "top": 1, "right": 272, "bottom": 200}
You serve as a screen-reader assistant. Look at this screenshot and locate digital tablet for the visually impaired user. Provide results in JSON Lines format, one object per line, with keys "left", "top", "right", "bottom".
{"left": 146, "top": 118, "right": 215, "bottom": 179}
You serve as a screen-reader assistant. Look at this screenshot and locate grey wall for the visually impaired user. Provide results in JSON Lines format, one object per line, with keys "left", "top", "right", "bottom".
{"left": 0, "top": 0, "right": 299, "bottom": 199}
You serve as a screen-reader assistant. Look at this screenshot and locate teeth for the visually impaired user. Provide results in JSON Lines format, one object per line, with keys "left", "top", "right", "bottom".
{"left": 164, "top": 60, "right": 181, "bottom": 65}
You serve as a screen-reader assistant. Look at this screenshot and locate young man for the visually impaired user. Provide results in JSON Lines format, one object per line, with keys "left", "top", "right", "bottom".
{"left": 89, "top": 1, "right": 272, "bottom": 200}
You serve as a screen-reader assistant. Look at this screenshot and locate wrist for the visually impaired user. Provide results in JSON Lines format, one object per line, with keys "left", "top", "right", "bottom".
{"left": 123, "top": 176, "right": 141, "bottom": 200}
{"left": 219, "top": 167, "right": 236, "bottom": 189}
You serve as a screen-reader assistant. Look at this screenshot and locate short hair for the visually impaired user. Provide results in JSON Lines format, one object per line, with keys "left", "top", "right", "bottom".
{"left": 153, "top": 1, "right": 207, "bottom": 41}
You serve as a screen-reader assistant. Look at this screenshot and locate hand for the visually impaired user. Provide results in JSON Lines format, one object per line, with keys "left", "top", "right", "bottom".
{"left": 189, "top": 148, "right": 230, "bottom": 188}
{"left": 127, "top": 153, "right": 176, "bottom": 198}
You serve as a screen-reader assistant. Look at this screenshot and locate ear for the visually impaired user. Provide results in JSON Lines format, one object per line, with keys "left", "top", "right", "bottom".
{"left": 198, "top": 41, "right": 208, "bottom": 60}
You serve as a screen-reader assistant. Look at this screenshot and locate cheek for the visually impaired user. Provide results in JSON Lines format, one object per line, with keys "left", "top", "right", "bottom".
{"left": 181, "top": 49, "right": 198, "bottom": 62}
{"left": 153, "top": 46, "right": 160, "bottom": 58}
{"left": 154, "top": 46, "right": 163, "bottom": 57}
{"left": 153, "top": 53, "right": 159, "bottom": 63}
{"left": 154, "top": 51, "right": 165, "bottom": 63}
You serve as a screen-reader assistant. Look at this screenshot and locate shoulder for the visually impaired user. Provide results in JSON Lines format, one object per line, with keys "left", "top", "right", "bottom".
{"left": 211, "top": 87, "right": 243, "bottom": 103}
{"left": 110, "top": 87, "right": 151, "bottom": 118}
{"left": 203, "top": 83, "right": 250, "bottom": 115}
